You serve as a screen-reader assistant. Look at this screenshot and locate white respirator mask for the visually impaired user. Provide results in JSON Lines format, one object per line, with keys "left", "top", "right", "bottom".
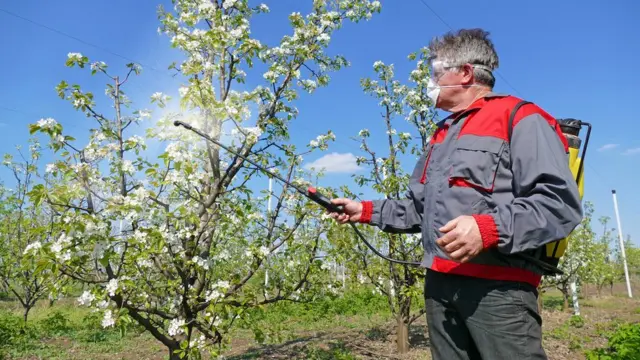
{"left": 426, "top": 61, "right": 494, "bottom": 105}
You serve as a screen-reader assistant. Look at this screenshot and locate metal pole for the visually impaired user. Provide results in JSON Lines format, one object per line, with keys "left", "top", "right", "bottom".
{"left": 612, "top": 189, "right": 633, "bottom": 298}
{"left": 265, "top": 178, "right": 273, "bottom": 289}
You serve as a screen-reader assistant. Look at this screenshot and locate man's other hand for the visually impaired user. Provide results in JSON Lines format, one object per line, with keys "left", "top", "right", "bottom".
{"left": 436, "top": 215, "right": 483, "bottom": 263}
{"left": 328, "top": 198, "right": 362, "bottom": 224}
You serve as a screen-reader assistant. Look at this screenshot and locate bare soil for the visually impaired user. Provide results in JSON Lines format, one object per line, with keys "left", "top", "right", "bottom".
{"left": 222, "top": 294, "right": 640, "bottom": 360}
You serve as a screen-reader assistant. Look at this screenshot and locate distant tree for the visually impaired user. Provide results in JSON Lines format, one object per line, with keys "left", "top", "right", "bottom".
{"left": 541, "top": 202, "right": 598, "bottom": 311}
{"left": 327, "top": 48, "right": 436, "bottom": 354}
{"left": 0, "top": 142, "right": 61, "bottom": 322}
{"left": 586, "top": 216, "right": 618, "bottom": 296}
{"left": 623, "top": 235, "right": 640, "bottom": 278}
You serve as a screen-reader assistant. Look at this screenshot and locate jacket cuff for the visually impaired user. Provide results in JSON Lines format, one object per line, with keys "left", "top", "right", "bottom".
{"left": 360, "top": 201, "right": 373, "bottom": 223}
{"left": 472, "top": 214, "right": 499, "bottom": 249}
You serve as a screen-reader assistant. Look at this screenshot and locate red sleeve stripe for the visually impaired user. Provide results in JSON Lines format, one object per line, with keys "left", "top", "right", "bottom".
{"left": 472, "top": 214, "right": 499, "bottom": 249}
{"left": 360, "top": 201, "right": 373, "bottom": 223}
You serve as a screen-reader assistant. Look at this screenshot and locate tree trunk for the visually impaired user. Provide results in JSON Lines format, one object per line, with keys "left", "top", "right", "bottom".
{"left": 168, "top": 347, "right": 182, "bottom": 360}
{"left": 537, "top": 294, "right": 543, "bottom": 313}
{"left": 562, "top": 285, "right": 569, "bottom": 311}
{"left": 582, "top": 284, "right": 588, "bottom": 300}
{"left": 396, "top": 315, "right": 409, "bottom": 354}
{"left": 610, "top": 281, "right": 614, "bottom": 296}
{"left": 537, "top": 285, "right": 544, "bottom": 313}
{"left": 23, "top": 306, "right": 31, "bottom": 323}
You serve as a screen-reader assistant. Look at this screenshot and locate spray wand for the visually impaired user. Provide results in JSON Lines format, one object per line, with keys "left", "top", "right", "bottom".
{"left": 173, "top": 120, "right": 421, "bottom": 266}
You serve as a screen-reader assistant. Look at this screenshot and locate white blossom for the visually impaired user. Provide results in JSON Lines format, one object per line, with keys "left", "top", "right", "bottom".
{"left": 168, "top": 318, "right": 185, "bottom": 336}
{"left": 206, "top": 289, "right": 223, "bottom": 302}
{"left": 259, "top": 246, "right": 270, "bottom": 257}
{"left": 222, "top": 0, "right": 237, "bottom": 9}
{"left": 247, "top": 212, "right": 262, "bottom": 221}
{"left": 53, "top": 134, "right": 65, "bottom": 146}
{"left": 67, "top": 52, "right": 83, "bottom": 61}
{"left": 91, "top": 61, "right": 107, "bottom": 71}
{"left": 73, "top": 98, "right": 86, "bottom": 108}
{"left": 214, "top": 250, "right": 230, "bottom": 261}
{"left": 150, "top": 92, "right": 170, "bottom": 106}
{"left": 192, "top": 256, "right": 209, "bottom": 270}
{"left": 213, "top": 280, "right": 230, "bottom": 289}
{"left": 230, "top": 28, "right": 243, "bottom": 38}
{"left": 51, "top": 233, "right": 71, "bottom": 260}
{"left": 23, "top": 241, "right": 42, "bottom": 255}
{"left": 165, "top": 142, "right": 191, "bottom": 163}
{"left": 317, "top": 33, "right": 330, "bottom": 44}
{"left": 102, "top": 310, "right": 115, "bottom": 328}
{"left": 190, "top": 334, "right": 206, "bottom": 350}
{"left": 138, "top": 258, "right": 154, "bottom": 268}
{"left": 138, "top": 109, "right": 151, "bottom": 119}
{"left": 37, "top": 118, "right": 58, "bottom": 131}
{"left": 263, "top": 70, "right": 278, "bottom": 83}
{"left": 77, "top": 291, "right": 95, "bottom": 306}
{"left": 198, "top": 1, "right": 214, "bottom": 13}
{"left": 121, "top": 160, "right": 135, "bottom": 174}
{"left": 106, "top": 278, "right": 118, "bottom": 296}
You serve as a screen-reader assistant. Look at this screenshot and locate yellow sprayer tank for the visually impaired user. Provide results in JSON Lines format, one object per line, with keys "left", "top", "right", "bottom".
{"left": 548, "top": 118, "right": 591, "bottom": 259}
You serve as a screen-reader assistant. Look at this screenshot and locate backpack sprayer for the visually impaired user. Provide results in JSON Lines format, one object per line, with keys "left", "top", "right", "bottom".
{"left": 541, "top": 119, "right": 591, "bottom": 263}
{"left": 173, "top": 118, "right": 591, "bottom": 273}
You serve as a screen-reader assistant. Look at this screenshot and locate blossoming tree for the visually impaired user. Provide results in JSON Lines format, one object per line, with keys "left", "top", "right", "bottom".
{"left": 26, "top": 0, "right": 381, "bottom": 359}
{"left": 0, "top": 142, "right": 64, "bottom": 322}
{"left": 539, "top": 202, "right": 598, "bottom": 312}
{"left": 328, "top": 48, "right": 437, "bottom": 354}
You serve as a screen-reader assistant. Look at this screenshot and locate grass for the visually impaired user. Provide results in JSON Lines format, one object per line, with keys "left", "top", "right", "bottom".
{"left": 0, "top": 298, "right": 164, "bottom": 360}
{"left": 0, "top": 286, "right": 639, "bottom": 360}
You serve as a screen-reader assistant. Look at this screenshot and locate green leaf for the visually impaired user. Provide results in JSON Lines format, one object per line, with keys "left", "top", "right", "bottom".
{"left": 27, "top": 184, "right": 46, "bottom": 207}
{"left": 28, "top": 124, "right": 39, "bottom": 135}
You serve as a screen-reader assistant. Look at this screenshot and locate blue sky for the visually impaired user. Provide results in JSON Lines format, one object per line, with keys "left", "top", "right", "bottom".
{"left": 1, "top": 0, "right": 639, "bottom": 245}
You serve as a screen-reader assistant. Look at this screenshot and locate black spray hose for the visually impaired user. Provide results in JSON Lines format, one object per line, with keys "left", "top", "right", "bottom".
{"left": 173, "top": 121, "right": 421, "bottom": 266}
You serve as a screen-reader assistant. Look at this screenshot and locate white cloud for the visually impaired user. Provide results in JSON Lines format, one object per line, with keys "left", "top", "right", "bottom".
{"left": 303, "top": 152, "right": 362, "bottom": 174}
{"left": 623, "top": 147, "right": 640, "bottom": 155}
{"left": 598, "top": 143, "right": 619, "bottom": 152}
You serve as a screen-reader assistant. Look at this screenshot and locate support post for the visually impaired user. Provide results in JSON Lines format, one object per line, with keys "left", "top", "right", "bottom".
{"left": 612, "top": 189, "right": 633, "bottom": 298}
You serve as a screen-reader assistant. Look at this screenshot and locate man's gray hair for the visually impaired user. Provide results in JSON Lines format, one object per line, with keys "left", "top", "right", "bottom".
{"left": 428, "top": 28, "right": 499, "bottom": 88}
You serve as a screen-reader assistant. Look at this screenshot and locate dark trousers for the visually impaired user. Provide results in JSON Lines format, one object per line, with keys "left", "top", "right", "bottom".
{"left": 424, "top": 269, "right": 547, "bottom": 360}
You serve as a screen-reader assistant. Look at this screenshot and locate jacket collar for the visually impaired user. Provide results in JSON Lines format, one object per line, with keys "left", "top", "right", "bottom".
{"left": 445, "top": 92, "right": 510, "bottom": 123}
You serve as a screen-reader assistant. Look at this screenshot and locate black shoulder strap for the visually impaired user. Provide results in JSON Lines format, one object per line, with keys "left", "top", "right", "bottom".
{"left": 507, "top": 100, "right": 532, "bottom": 142}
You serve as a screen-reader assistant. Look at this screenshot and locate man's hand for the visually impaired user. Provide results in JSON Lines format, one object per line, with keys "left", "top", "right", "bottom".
{"left": 436, "top": 215, "right": 483, "bottom": 263}
{"left": 328, "top": 198, "right": 362, "bottom": 224}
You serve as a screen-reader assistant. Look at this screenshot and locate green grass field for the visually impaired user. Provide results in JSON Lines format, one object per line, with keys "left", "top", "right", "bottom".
{"left": 1, "top": 286, "right": 639, "bottom": 360}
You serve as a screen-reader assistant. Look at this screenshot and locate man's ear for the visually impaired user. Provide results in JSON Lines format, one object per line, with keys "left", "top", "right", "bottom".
{"left": 460, "top": 64, "right": 475, "bottom": 85}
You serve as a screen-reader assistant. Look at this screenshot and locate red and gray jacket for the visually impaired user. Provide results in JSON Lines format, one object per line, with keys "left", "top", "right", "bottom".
{"left": 359, "top": 93, "right": 583, "bottom": 287}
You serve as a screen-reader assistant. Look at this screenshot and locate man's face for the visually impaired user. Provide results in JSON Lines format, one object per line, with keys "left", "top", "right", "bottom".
{"left": 429, "top": 60, "right": 474, "bottom": 111}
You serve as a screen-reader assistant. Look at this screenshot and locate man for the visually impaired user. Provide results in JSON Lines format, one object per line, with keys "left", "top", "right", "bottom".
{"left": 329, "top": 28, "right": 583, "bottom": 359}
